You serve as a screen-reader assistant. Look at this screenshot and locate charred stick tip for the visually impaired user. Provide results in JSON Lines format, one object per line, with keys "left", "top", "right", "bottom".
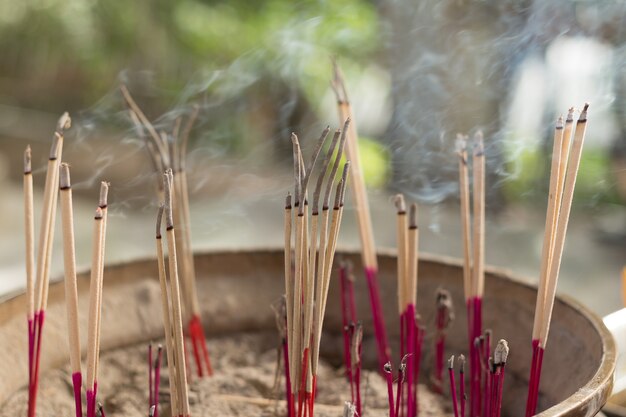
{"left": 579, "top": 102, "right": 589, "bottom": 122}
{"left": 383, "top": 362, "right": 392, "bottom": 373}
{"left": 339, "top": 161, "right": 350, "bottom": 206}
{"left": 95, "top": 207, "right": 103, "bottom": 220}
{"left": 285, "top": 192, "right": 292, "bottom": 209}
{"left": 566, "top": 107, "right": 575, "bottom": 122}
{"left": 99, "top": 182, "right": 110, "bottom": 209}
{"left": 473, "top": 131, "right": 484, "bottom": 156}
{"left": 494, "top": 339, "right": 509, "bottom": 365}
{"left": 59, "top": 163, "right": 71, "bottom": 190}
{"left": 156, "top": 204, "right": 164, "bottom": 239}
{"left": 334, "top": 179, "right": 344, "bottom": 209}
{"left": 409, "top": 203, "right": 418, "bottom": 228}
{"left": 448, "top": 355, "right": 455, "bottom": 369}
{"left": 458, "top": 354, "right": 466, "bottom": 372}
{"left": 24, "top": 146, "right": 32, "bottom": 174}
{"left": 556, "top": 115, "right": 564, "bottom": 129}
{"left": 163, "top": 170, "right": 174, "bottom": 229}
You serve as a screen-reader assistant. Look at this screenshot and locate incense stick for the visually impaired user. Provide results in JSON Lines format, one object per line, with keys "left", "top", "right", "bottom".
{"left": 24, "top": 146, "right": 35, "bottom": 397}
{"left": 155, "top": 205, "right": 180, "bottom": 417}
{"left": 332, "top": 62, "right": 389, "bottom": 371}
{"left": 86, "top": 206, "right": 105, "bottom": 417}
{"left": 163, "top": 170, "right": 190, "bottom": 417}
{"left": 59, "top": 163, "right": 83, "bottom": 417}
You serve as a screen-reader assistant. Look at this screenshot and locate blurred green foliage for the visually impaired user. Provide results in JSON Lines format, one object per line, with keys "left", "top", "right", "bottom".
{"left": 0, "top": 0, "right": 378, "bottom": 111}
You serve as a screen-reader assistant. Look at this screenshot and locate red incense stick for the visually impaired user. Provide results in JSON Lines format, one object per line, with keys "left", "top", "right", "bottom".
{"left": 448, "top": 356, "right": 460, "bottom": 417}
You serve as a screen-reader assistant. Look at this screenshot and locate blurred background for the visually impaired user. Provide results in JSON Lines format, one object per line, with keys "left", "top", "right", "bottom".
{"left": 0, "top": 0, "right": 624, "bottom": 315}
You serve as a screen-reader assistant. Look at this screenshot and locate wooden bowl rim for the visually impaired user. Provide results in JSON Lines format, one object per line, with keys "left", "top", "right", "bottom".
{"left": 0, "top": 247, "right": 615, "bottom": 416}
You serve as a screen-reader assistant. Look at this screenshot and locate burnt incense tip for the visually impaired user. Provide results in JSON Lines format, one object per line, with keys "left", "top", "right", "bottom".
{"left": 24, "top": 146, "right": 32, "bottom": 174}
{"left": 149, "top": 405, "right": 156, "bottom": 417}
{"left": 99, "top": 182, "right": 110, "bottom": 209}
{"left": 579, "top": 102, "right": 589, "bottom": 121}
{"left": 394, "top": 194, "right": 406, "bottom": 214}
{"left": 163, "top": 170, "right": 174, "bottom": 229}
{"left": 285, "top": 192, "right": 292, "bottom": 209}
{"left": 566, "top": 107, "right": 575, "bottom": 122}
{"left": 473, "top": 131, "right": 484, "bottom": 156}
{"left": 95, "top": 207, "right": 103, "bottom": 220}
{"left": 334, "top": 178, "right": 344, "bottom": 209}
{"left": 556, "top": 116, "right": 564, "bottom": 129}
{"left": 448, "top": 355, "right": 455, "bottom": 369}
{"left": 455, "top": 134, "right": 467, "bottom": 155}
{"left": 474, "top": 337, "right": 481, "bottom": 348}
{"left": 57, "top": 112, "right": 72, "bottom": 132}
{"left": 343, "top": 402, "right": 357, "bottom": 417}
{"left": 383, "top": 362, "right": 392, "bottom": 373}
{"left": 458, "top": 354, "right": 466, "bottom": 372}
{"left": 339, "top": 161, "right": 350, "bottom": 205}
{"left": 494, "top": 339, "right": 509, "bottom": 365}
{"left": 484, "top": 329, "right": 492, "bottom": 338}
{"left": 409, "top": 203, "right": 418, "bottom": 228}
{"left": 156, "top": 204, "right": 164, "bottom": 239}
{"left": 59, "top": 163, "right": 71, "bottom": 190}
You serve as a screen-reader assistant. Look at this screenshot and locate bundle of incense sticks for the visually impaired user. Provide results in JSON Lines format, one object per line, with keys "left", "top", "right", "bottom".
{"left": 59, "top": 162, "right": 109, "bottom": 417}
{"left": 155, "top": 170, "right": 191, "bottom": 417}
{"left": 448, "top": 340, "right": 509, "bottom": 417}
{"left": 456, "top": 131, "right": 486, "bottom": 417}
{"left": 525, "top": 104, "right": 590, "bottom": 416}
{"left": 25, "top": 113, "right": 71, "bottom": 417}
{"left": 331, "top": 62, "right": 390, "bottom": 372}
{"left": 392, "top": 195, "right": 424, "bottom": 417}
{"left": 121, "top": 85, "right": 212, "bottom": 378}
{"left": 284, "top": 124, "right": 350, "bottom": 417}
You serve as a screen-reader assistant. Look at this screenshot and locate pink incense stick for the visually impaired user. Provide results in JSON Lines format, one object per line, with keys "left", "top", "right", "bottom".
{"left": 148, "top": 344, "right": 153, "bottom": 408}
{"left": 72, "top": 372, "right": 83, "bottom": 417}
{"left": 384, "top": 362, "right": 396, "bottom": 417}
{"left": 154, "top": 345, "right": 163, "bottom": 417}
{"left": 448, "top": 356, "right": 460, "bottom": 417}
{"left": 459, "top": 355, "right": 466, "bottom": 417}
{"left": 395, "top": 360, "right": 406, "bottom": 417}
{"left": 365, "top": 267, "right": 391, "bottom": 373}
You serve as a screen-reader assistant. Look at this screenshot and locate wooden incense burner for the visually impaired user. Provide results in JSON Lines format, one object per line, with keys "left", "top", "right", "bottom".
{"left": 0, "top": 249, "right": 615, "bottom": 416}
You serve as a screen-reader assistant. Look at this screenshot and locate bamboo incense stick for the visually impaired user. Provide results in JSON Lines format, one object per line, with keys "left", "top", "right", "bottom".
{"left": 408, "top": 203, "right": 419, "bottom": 308}
{"left": 94, "top": 182, "right": 109, "bottom": 384}
{"left": 59, "top": 163, "right": 83, "bottom": 417}
{"left": 332, "top": 62, "right": 389, "bottom": 371}
{"left": 24, "top": 146, "right": 34, "bottom": 327}
{"left": 395, "top": 194, "right": 408, "bottom": 314}
{"left": 456, "top": 135, "right": 472, "bottom": 302}
{"left": 86, "top": 206, "right": 105, "bottom": 417}
{"left": 163, "top": 170, "right": 190, "bottom": 417}
{"left": 24, "top": 146, "right": 35, "bottom": 395}
{"left": 470, "top": 132, "right": 485, "bottom": 417}
{"left": 155, "top": 205, "right": 180, "bottom": 417}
